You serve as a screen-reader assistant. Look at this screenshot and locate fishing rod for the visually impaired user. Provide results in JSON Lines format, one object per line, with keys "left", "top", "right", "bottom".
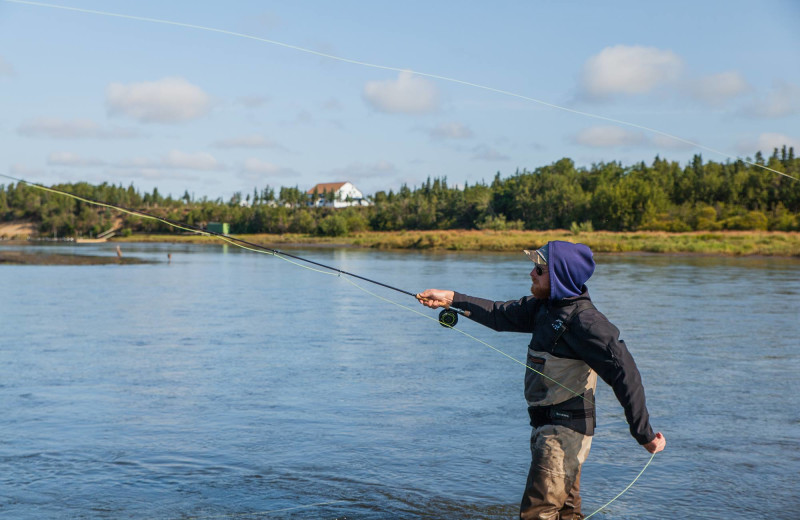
{"left": 3, "top": 173, "right": 658, "bottom": 519}
{"left": 1, "top": 174, "right": 470, "bottom": 326}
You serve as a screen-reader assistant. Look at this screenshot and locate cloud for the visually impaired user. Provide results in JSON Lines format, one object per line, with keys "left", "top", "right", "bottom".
{"left": 106, "top": 77, "right": 211, "bottom": 123}
{"left": 162, "top": 150, "right": 223, "bottom": 170}
{"left": 236, "top": 95, "right": 269, "bottom": 108}
{"left": 322, "top": 97, "right": 342, "bottom": 111}
{"left": 212, "top": 134, "right": 287, "bottom": 150}
{"left": 110, "top": 152, "right": 223, "bottom": 172}
{"left": 241, "top": 158, "right": 297, "bottom": 176}
{"left": 650, "top": 133, "right": 697, "bottom": 150}
{"left": 573, "top": 126, "right": 647, "bottom": 148}
{"left": 17, "top": 117, "right": 141, "bottom": 139}
{"left": 324, "top": 160, "right": 397, "bottom": 182}
{"left": 580, "top": 45, "right": 683, "bottom": 99}
{"left": 115, "top": 156, "right": 159, "bottom": 169}
{"left": 104, "top": 167, "right": 179, "bottom": 181}
{"left": 0, "top": 55, "right": 14, "bottom": 77}
{"left": 48, "top": 152, "right": 106, "bottom": 167}
{"left": 737, "top": 132, "right": 800, "bottom": 155}
{"left": 743, "top": 81, "right": 800, "bottom": 118}
{"left": 9, "top": 163, "right": 45, "bottom": 177}
{"left": 363, "top": 71, "right": 440, "bottom": 114}
{"left": 430, "top": 122, "right": 473, "bottom": 140}
{"left": 470, "top": 145, "right": 510, "bottom": 161}
{"left": 689, "top": 71, "right": 751, "bottom": 106}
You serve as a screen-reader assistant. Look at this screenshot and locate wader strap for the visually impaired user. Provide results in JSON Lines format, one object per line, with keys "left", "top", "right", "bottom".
{"left": 549, "top": 299, "right": 594, "bottom": 348}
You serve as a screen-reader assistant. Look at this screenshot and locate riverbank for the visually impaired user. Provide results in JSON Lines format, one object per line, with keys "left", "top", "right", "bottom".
{"left": 0, "top": 250, "right": 152, "bottom": 265}
{"left": 111, "top": 230, "right": 800, "bottom": 256}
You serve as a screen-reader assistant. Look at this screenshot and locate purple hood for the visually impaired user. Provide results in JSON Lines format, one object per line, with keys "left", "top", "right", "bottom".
{"left": 547, "top": 241, "right": 595, "bottom": 300}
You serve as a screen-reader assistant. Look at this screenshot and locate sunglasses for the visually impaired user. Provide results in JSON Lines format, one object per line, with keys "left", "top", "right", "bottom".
{"left": 534, "top": 264, "right": 546, "bottom": 276}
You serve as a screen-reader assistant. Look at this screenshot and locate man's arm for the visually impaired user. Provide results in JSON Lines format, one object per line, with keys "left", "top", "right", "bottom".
{"left": 568, "top": 313, "right": 663, "bottom": 448}
{"left": 417, "top": 289, "right": 538, "bottom": 333}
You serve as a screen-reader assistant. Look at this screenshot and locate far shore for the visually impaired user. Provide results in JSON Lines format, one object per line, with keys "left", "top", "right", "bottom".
{"left": 0, "top": 250, "right": 153, "bottom": 265}
{"left": 103, "top": 229, "right": 800, "bottom": 257}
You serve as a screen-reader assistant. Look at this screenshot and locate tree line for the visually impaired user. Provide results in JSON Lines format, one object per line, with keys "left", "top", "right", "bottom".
{"left": 1, "top": 148, "right": 799, "bottom": 238}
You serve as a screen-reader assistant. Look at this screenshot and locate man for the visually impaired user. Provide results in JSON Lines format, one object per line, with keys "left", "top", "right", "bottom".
{"left": 416, "top": 241, "right": 665, "bottom": 520}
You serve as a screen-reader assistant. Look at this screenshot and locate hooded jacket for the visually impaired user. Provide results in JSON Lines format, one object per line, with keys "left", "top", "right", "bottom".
{"left": 451, "top": 241, "right": 655, "bottom": 445}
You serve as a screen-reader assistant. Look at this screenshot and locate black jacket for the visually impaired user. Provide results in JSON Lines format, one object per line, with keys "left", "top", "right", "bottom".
{"left": 452, "top": 290, "right": 656, "bottom": 445}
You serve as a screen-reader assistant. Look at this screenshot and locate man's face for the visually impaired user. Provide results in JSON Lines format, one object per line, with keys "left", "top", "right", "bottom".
{"left": 530, "top": 264, "right": 550, "bottom": 299}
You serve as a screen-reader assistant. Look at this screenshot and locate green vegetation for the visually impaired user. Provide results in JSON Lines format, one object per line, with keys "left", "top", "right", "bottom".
{"left": 2, "top": 149, "right": 799, "bottom": 242}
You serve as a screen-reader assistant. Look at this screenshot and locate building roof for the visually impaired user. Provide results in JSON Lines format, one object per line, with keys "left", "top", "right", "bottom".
{"left": 306, "top": 182, "right": 349, "bottom": 194}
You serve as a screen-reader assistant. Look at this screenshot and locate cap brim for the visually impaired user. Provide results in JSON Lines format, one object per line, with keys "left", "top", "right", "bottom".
{"left": 523, "top": 249, "right": 546, "bottom": 264}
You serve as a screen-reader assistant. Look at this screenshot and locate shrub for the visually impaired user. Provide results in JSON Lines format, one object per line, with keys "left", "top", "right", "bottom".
{"left": 476, "top": 214, "right": 524, "bottom": 231}
{"left": 318, "top": 214, "right": 348, "bottom": 236}
{"left": 569, "top": 220, "right": 594, "bottom": 235}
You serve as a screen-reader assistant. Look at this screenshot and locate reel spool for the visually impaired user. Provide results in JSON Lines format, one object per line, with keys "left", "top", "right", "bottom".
{"left": 438, "top": 308, "right": 459, "bottom": 328}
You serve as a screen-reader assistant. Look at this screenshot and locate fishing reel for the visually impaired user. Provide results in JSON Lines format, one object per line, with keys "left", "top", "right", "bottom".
{"left": 438, "top": 309, "right": 459, "bottom": 328}
{"left": 438, "top": 307, "right": 470, "bottom": 328}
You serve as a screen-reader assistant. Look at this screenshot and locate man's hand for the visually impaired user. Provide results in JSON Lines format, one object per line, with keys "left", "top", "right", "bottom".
{"left": 416, "top": 289, "right": 455, "bottom": 309}
{"left": 643, "top": 432, "right": 666, "bottom": 454}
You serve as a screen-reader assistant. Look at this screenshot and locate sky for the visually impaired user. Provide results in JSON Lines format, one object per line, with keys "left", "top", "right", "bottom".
{"left": 1, "top": 0, "right": 799, "bottom": 200}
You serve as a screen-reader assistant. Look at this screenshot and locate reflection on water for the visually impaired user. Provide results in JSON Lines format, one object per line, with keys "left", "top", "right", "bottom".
{"left": 1, "top": 244, "right": 799, "bottom": 519}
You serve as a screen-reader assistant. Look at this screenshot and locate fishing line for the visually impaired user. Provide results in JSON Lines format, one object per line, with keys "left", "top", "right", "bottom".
{"left": 0, "top": 0, "right": 697, "bottom": 514}
{"left": 4, "top": 175, "right": 657, "bottom": 517}
{"left": 0, "top": 172, "right": 594, "bottom": 407}
{"left": 4, "top": 0, "right": 798, "bottom": 183}
{"left": 339, "top": 275, "right": 656, "bottom": 520}
{"left": 341, "top": 275, "right": 604, "bottom": 410}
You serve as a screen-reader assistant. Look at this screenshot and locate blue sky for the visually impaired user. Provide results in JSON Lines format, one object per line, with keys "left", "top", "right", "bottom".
{"left": 1, "top": 0, "right": 798, "bottom": 199}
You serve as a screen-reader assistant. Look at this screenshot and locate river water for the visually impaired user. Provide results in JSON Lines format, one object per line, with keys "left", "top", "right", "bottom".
{"left": 1, "top": 243, "right": 798, "bottom": 519}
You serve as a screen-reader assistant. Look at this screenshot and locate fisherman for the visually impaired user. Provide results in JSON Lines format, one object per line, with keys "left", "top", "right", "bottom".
{"left": 416, "top": 241, "right": 665, "bottom": 520}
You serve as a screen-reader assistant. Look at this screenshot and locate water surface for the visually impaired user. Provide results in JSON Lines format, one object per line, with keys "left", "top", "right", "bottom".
{"left": 1, "top": 243, "right": 798, "bottom": 518}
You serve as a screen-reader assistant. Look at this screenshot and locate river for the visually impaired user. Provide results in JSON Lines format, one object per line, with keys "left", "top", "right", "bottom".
{"left": 1, "top": 243, "right": 798, "bottom": 519}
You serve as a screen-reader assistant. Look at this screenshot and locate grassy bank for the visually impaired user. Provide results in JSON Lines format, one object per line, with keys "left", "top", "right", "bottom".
{"left": 0, "top": 251, "right": 152, "bottom": 265}
{"left": 112, "top": 230, "right": 800, "bottom": 256}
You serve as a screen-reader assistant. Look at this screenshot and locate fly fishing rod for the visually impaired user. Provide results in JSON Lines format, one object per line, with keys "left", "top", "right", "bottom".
{"left": 1, "top": 174, "right": 470, "bottom": 326}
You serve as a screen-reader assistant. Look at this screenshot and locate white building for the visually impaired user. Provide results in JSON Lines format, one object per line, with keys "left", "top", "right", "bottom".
{"left": 306, "top": 181, "right": 371, "bottom": 208}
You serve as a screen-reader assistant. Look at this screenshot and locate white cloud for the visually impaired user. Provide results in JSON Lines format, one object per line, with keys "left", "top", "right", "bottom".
{"left": 430, "top": 122, "right": 473, "bottom": 140}
{"left": 322, "top": 97, "right": 342, "bottom": 111}
{"left": 737, "top": 132, "right": 800, "bottom": 154}
{"left": 104, "top": 167, "right": 173, "bottom": 181}
{"left": 17, "top": 117, "right": 140, "bottom": 139}
{"left": 239, "top": 159, "right": 299, "bottom": 183}
{"left": 212, "top": 134, "right": 286, "bottom": 150}
{"left": 48, "top": 152, "right": 106, "bottom": 167}
{"left": 650, "top": 133, "right": 697, "bottom": 150}
{"left": 236, "top": 95, "right": 269, "bottom": 108}
{"left": 110, "top": 152, "right": 222, "bottom": 172}
{"left": 363, "top": 71, "right": 439, "bottom": 114}
{"left": 106, "top": 77, "right": 211, "bottom": 123}
{"left": 690, "top": 71, "right": 750, "bottom": 106}
{"left": 324, "top": 160, "right": 397, "bottom": 183}
{"left": 115, "top": 156, "right": 159, "bottom": 169}
{"left": 471, "top": 145, "right": 509, "bottom": 161}
{"left": 573, "top": 126, "right": 647, "bottom": 147}
{"left": 163, "top": 150, "right": 223, "bottom": 171}
{"left": 580, "top": 45, "right": 683, "bottom": 99}
{"left": 744, "top": 81, "right": 800, "bottom": 118}
{"left": 9, "top": 163, "right": 45, "bottom": 177}
{"left": 242, "top": 158, "right": 298, "bottom": 175}
{"left": 0, "top": 55, "right": 14, "bottom": 77}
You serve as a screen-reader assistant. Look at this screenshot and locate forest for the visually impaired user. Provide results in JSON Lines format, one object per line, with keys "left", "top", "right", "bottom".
{"left": 1, "top": 148, "right": 799, "bottom": 238}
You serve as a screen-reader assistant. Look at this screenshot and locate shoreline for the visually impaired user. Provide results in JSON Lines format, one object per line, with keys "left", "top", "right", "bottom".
{"left": 0, "top": 250, "right": 153, "bottom": 265}
{"left": 106, "top": 229, "right": 800, "bottom": 257}
{"left": 4, "top": 230, "right": 800, "bottom": 257}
